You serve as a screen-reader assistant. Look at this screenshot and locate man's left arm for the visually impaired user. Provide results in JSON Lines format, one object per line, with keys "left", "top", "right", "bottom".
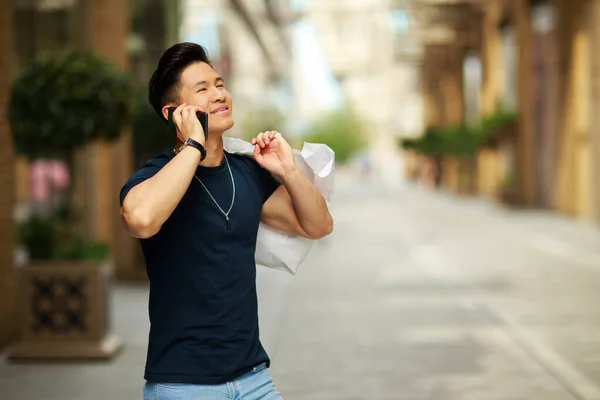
{"left": 261, "top": 169, "right": 333, "bottom": 239}
{"left": 251, "top": 130, "right": 333, "bottom": 240}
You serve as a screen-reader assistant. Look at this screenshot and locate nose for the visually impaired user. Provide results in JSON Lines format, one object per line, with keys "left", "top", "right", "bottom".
{"left": 211, "top": 86, "right": 226, "bottom": 102}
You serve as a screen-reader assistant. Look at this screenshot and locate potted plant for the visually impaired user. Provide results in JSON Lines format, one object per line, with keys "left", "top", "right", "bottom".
{"left": 6, "top": 50, "right": 132, "bottom": 360}
{"left": 478, "top": 108, "right": 518, "bottom": 149}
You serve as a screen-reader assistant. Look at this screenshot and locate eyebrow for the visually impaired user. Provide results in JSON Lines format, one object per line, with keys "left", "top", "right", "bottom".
{"left": 194, "top": 77, "right": 224, "bottom": 87}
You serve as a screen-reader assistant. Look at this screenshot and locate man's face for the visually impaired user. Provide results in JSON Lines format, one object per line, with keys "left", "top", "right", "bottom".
{"left": 170, "top": 61, "right": 234, "bottom": 135}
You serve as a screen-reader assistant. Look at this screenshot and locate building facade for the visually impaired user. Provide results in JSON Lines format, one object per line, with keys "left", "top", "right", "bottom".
{"left": 408, "top": 0, "right": 600, "bottom": 223}
{"left": 306, "top": 0, "right": 423, "bottom": 184}
{"left": 181, "top": 0, "right": 293, "bottom": 139}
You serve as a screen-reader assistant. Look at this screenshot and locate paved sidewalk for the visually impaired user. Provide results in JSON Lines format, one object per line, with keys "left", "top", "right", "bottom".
{"left": 2, "top": 175, "right": 600, "bottom": 399}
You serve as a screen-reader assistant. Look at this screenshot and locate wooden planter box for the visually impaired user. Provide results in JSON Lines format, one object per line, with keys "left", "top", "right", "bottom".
{"left": 7, "top": 261, "right": 122, "bottom": 360}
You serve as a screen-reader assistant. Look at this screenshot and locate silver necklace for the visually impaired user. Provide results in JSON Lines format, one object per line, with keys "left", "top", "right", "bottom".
{"left": 193, "top": 153, "right": 236, "bottom": 230}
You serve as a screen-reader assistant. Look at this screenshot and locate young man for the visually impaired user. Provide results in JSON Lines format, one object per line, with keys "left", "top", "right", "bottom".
{"left": 119, "top": 42, "right": 333, "bottom": 399}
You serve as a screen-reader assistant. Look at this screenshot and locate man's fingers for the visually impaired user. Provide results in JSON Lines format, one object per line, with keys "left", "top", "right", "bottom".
{"left": 192, "top": 105, "right": 207, "bottom": 114}
{"left": 264, "top": 131, "right": 273, "bottom": 143}
{"left": 173, "top": 103, "right": 185, "bottom": 128}
{"left": 254, "top": 131, "right": 282, "bottom": 148}
{"left": 182, "top": 106, "right": 193, "bottom": 122}
{"left": 252, "top": 143, "right": 262, "bottom": 160}
{"left": 257, "top": 132, "right": 266, "bottom": 148}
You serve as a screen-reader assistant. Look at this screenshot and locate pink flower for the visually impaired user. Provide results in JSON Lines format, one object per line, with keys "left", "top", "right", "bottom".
{"left": 29, "top": 160, "right": 70, "bottom": 202}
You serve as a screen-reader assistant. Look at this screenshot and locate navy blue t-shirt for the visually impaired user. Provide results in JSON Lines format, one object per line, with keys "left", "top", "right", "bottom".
{"left": 119, "top": 149, "right": 280, "bottom": 385}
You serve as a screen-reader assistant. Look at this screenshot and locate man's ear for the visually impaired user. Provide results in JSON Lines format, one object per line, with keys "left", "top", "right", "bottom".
{"left": 161, "top": 105, "right": 175, "bottom": 121}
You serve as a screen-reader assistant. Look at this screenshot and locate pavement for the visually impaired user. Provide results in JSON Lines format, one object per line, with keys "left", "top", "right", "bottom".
{"left": 2, "top": 173, "right": 600, "bottom": 400}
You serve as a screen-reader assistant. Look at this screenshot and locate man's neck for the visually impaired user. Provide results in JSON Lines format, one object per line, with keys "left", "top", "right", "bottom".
{"left": 201, "top": 137, "right": 225, "bottom": 167}
{"left": 175, "top": 135, "right": 225, "bottom": 167}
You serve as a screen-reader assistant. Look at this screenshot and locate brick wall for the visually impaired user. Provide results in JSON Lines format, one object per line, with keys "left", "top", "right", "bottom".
{"left": 0, "top": 0, "right": 17, "bottom": 347}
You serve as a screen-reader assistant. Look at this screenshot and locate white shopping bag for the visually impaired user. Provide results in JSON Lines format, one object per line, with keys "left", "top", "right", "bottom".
{"left": 223, "top": 136, "right": 335, "bottom": 275}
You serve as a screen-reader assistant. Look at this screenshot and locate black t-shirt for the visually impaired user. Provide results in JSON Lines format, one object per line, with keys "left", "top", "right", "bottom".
{"left": 119, "top": 149, "right": 280, "bottom": 385}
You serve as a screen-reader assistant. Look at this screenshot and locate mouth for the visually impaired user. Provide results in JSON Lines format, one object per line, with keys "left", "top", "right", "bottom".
{"left": 210, "top": 106, "right": 230, "bottom": 116}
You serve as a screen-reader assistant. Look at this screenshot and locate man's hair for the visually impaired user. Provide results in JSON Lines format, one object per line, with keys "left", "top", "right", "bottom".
{"left": 148, "top": 42, "right": 212, "bottom": 118}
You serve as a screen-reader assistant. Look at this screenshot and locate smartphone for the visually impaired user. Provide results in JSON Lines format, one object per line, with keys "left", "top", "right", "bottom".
{"left": 167, "top": 107, "right": 209, "bottom": 141}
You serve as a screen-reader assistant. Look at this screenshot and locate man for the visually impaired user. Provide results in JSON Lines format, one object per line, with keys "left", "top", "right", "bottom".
{"left": 119, "top": 42, "right": 333, "bottom": 399}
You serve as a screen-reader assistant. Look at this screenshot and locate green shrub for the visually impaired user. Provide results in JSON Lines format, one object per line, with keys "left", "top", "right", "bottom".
{"left": 398, "top": 107, "right": 518, "bottom": 158}
{"left": 9, "top": 50, "right": 133, "bottom": 160}
{"left": 477, "top": 108, "right": 517, "bottom": 146}
{"left": 18, "top": 217, "right": 109, "bottom": 262}
{"left": 399, "top": 128, "right": 445, "bottom": 158}
{"left": 440, "top": 124, "right": 481, "bottom": 156}
{"left": 18, "top": 217, "right": 57, "bottom": 260}
{"left": 302, "top": 107, "right": 366, "bottom": 164}
{"left": 239, "top": 106, "right": 286, "bottom": 142}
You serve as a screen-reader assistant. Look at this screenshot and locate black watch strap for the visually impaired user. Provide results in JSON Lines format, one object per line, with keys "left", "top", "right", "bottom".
{"left": 178, "top": 138, "right": 207, "bottom": 161}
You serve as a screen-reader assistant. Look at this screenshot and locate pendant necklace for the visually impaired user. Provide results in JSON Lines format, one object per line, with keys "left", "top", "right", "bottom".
{"left": 193, "top": 153, "right": 236, "bottom": 230}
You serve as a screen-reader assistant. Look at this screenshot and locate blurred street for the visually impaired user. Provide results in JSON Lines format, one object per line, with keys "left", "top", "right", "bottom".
{"left": 3, "top": 172, "right": 600, "bottom": 400}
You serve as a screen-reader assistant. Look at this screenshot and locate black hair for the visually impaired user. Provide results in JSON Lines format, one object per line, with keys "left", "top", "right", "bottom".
{"left": 148, "top": 42, "right": 212, "bottom": 119}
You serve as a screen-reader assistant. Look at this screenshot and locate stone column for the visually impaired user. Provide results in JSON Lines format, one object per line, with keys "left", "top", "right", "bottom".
{"left": 590, "top": 0, "right": 600, "bottom": 221}
{"left": 421, "top": 47, "right": 443, "bottom": 129}
{"left": 478, "top": 0, "right": 504, "bottom": 198}
{"left": 555, "top": 0, "right": 590, "bottom": 218}
{"left": 440, "top": 46, "right": 464, "bottom": 126}
{"left": 415, "top": 47, "right": 446, "bottom": 186}
{"left": 480, "top": 1, "right": 504, "bottom": 115}
{"left": 0, "top": 0, "right": 17, "bottom": 348}
{"left": 76, "top": 0, "right": 136, "bottom": 278}
{"left": 512, "top": 0, "right": 536, "bottom": 206}
{"left": 440, "top": 45, "right": 463, "bottom": 192}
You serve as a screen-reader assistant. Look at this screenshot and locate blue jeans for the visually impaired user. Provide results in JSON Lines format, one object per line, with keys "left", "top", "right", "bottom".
{"left": 143, "top": 364, "right": 283, "bottom": 399}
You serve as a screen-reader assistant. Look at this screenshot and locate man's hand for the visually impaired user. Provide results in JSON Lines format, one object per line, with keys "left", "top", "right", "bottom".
{"left": 172, "top": 103, "right": 207, "bottom": 145}
{"left": 251, "top": 131, "right": 295, "bottom": 179}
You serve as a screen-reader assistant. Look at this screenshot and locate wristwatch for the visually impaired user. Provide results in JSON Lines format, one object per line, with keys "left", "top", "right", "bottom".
{"left": 177, "top": 138, "right": 207, "bottom": 161}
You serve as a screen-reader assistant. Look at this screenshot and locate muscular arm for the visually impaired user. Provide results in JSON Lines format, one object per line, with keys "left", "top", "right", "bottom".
{"left": 121, "top": 103, "right": 207, "bottom": 239}
{"left": 120, "top": 147, "right": 201, "bottom": 238}
{"left": 261, "top": 167, "right": 333, "bottom": 240}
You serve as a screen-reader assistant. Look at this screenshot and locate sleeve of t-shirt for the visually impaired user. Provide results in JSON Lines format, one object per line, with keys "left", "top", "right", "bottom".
{"left": 255, "top": 163, "right": 281, "bottom": 204}
{"left": 119, "top": 159, "right": 164, "bottom": 207}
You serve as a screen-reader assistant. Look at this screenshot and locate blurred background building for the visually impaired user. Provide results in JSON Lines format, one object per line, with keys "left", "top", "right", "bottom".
{"left": 403, "top": 0, "right": 600, "bottom": 227}
{"left": 309, "top": 0, "right": 424, "bottom": 185}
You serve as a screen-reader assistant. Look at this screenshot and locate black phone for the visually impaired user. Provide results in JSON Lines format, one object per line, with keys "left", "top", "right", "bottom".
{"left": 167, "top": 107, "right": 209, "bottom": 142}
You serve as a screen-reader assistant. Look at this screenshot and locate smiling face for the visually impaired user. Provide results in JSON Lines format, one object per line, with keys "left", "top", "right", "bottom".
{"left": 162, "top": 61, "right": 234, "bottom": 136}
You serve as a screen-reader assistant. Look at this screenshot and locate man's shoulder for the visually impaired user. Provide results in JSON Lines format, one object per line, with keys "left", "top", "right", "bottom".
{"left": 130, "top": 149, "right": 174, "bottom": 177}
{"left": 119, "top": 150, "right": 174, "bottom": 206}
{"left": 142, "top": 149, "right": 175, "bottom": 170}
{"left": 226, "top": 152, "right": 260, "bottom": 173}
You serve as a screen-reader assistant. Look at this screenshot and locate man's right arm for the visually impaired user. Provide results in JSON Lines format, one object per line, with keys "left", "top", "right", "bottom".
{"left": 120, "top": 103, "right": 206, "bottom": 239}
{"left": 120, "top": 146, "right": 201, "bottom": 239}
